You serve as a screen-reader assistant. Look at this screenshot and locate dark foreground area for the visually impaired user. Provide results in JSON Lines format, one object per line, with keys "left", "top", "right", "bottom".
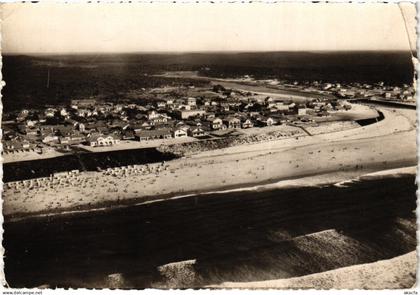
{"left": 4, "top": 174, "right": 417, "bottom": 288}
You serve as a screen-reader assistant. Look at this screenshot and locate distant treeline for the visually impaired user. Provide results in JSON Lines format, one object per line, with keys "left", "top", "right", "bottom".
{"left": 2, "top": 55, "right": 207, "bottom": 112}
{"left": 2, "top": 51, "right": 415, "bottom": 111}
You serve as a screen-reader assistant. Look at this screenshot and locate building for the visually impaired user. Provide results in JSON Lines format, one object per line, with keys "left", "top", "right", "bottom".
{"left": 298, "top": 108, "right": 307, "bottom": 116}
{"left": 87, "top": 134, "right": 120, "bottom": 147}
{"left": 173, "top": 128, "right": 188, "bottom": 138}
{"left": 188, "top": 127, "right": 208, "bottom": 138}
{"left": 135, "top": 128, "right": 172, "bottom": 141}
{"left": 241, "top": 118, "right": 254, "bottom": 129}
{"left": 206, "top": 117, "right": 223, "bottom": 130}
{"left": 2, "top": 139, "right": 29, "bottom": 152}
{"left": 147, "top": 110, "right": 160, "bottom": 120}
{"left": 223, "top": 117, "right": 241, "bottom": 129}
{"left": 187, "top": 97, "right": 197, "bottom": 106}
{"left": 175, "top": 109, "right": 206, "bottom": 120}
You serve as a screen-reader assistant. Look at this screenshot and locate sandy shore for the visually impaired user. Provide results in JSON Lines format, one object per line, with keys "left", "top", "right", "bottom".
{"left": 3, "top": 106, "right": 416, "bottom": 220}
{"left": 210, "top": 251, "right": 416, "bottom": 289}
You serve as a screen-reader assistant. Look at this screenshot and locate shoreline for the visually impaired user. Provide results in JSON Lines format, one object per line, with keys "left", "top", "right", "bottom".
{"left": 5, "top": 165, "right": 416, "bottom": 223}
{"left": 3, "top": 105, "right": 416, "bottom": 221}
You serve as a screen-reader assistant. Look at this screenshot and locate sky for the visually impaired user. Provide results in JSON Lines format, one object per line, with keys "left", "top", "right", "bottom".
{"left": 1, "top": 3, "right": 417, "bottom": 54}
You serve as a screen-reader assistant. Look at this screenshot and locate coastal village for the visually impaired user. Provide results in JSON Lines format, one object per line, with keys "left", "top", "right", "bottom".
{"left": 2, "top": 73, "right": 416, "bottom": 204}
{"left": 3, "top": 2, "right": 417, "bottom": 289}
{"left": 2, "top": 78, "right": 414, "bottom": 156}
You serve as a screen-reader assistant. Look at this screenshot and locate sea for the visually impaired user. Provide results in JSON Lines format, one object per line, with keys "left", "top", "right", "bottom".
{"left": 3, "top": 171, "right": 417, "bottom": 288}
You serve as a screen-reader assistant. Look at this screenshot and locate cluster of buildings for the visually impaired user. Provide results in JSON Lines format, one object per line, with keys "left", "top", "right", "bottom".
{"left": 281, "top": 80, "right": 415, "bottom": 102}
{"left": 2, "top": 86, "right": 349, "bottom": 154}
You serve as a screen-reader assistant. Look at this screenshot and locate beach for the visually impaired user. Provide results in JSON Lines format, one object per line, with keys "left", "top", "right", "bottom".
{"left": 3, "top": 105, "right": 417, "bottom": 220}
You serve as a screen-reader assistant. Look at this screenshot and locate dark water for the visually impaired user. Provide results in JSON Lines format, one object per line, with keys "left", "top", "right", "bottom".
{"left": 3, "top": 148, "right": 176, "bottom": 182}
{"left": 4, "top": 174, "right": 417, "bottom": 288}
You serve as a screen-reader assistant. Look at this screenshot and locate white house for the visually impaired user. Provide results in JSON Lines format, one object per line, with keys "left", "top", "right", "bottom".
{"left": 173, "top": 129, "right": 188, "bottom": 138}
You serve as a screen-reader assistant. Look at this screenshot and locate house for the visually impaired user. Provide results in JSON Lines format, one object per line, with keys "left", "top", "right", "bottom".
{"left": 241, "top": 118, "right": 254, "bottom": 129}
{"left": 156, "top": 101, "right": 166, "bottom": 108}
{"left": 122, "top": 129, "right": 135, "bottom": 140}
{"left": 257, "top": 116, "right": 276, "bottom": 127}
{"left": 56, "top": 125, "right": 75, "bottom": 137}
{"left": 78, "top": 123, "right": 86, "bottom": 132}
{"left": 147, "top": 110, "right": 160, "bottom": 120}
{"left": 87, "top": 134, "right": 120, "bottom": 147}
{"left": 45, "top": 108, "right": 56, "bottom": 118}
{"left": 223, "top": 117, "right": 241, "bottom": 129}
{"left": 384, "top": 92, "right": 392, "bottom": 99}
{"left": 276, "top": 102, "right": 290, "bottom": 111}
{"left": 76, "top": 109, "right": 90, "bottom": 117}
{"left": 175, "top": 109, "right": 206, "bottom": 120}
{"left": 298, "top": 108, "right": 307, "bottom": 116}
{"left": 130, "top": 120, "right": 151, "bottom": 132}
{"left": 173, "top": 128, "right": 188, "bottom": 138}
{"left": 66, "top": 131, "right": 85, "bottom": 145}
{"left": 3, "top": 139, "right": 26, "bottom": 152}
{"left": 220, "top": 102, "right": 230, "bottom": 112}
{"left": 22, "top": 140, "right": 31, "bottom": 149}
{"left": 60, "top": 108, "right": 69, "bottom": 117}
{"left": 206, "top": 117, "right": 223, "bottom": 130}
{"left": 188, "top": 127, "right": 208, "bottom": 138}
{"left": 187, "top": 97, "right": 197, "bottom": 106}
{"left": 265, "top": 117, "right": 276, "bottom": 126}
{"left": 26, "top": 120, "right": 37, "bottom": 128}
{"left": 265, "top": 97, "right": 274, "bottom": 105}
{"left": 42, "top": 133, "right": 59, "bottom": 143}
{"left": 150, "top": 115, "right": 169, "bottom": 126}
{"left": 134, "top": 128, "right": 172, "bottom": 141}
{"left": 178, "top": 104, "right": 192, "bottom": 111}
{"left": 21, "top": 125, "right": 39, "bottom": 136}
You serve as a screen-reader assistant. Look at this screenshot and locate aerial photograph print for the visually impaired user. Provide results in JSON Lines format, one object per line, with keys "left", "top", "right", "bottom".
{"left": 0, "top": 2, "right": 417, "bottom": 290}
